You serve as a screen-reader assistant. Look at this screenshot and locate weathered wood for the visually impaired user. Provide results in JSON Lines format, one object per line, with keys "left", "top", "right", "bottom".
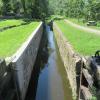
{"left": 89, "top": 57, "right": 100, "bottom": 88}
{"left": 82, "top": 68, "right": 93, "bottom": 87}
{"left": 78, "top": 59, "right": 83, "bottom": 100}
{"left": 81, "top": 85, "right": 92, "bottom": 100}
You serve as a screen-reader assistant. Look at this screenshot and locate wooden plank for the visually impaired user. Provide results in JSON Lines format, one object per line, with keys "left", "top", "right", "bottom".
{"left": 78, "top": 59, "right": 83, "bottom": 100}
{"left": 81, "top": 85, "right": 92, "bottom": 100}
{"left": 82, "top": 68, "right": 93, "bottom": 87}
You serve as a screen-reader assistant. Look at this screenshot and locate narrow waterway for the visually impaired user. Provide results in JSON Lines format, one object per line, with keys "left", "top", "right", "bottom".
{"left": 35, "top": 26, "right": 72, "bottom": 100}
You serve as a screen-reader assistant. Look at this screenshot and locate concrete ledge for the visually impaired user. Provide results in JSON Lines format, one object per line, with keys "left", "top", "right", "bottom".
{"left": 53, "top": 22, "right": 81, "bottom": 98}
{"left": 10, "top": 22, "right": 43, "bottom": 100}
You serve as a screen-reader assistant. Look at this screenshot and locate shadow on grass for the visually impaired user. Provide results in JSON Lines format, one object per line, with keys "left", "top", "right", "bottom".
{"left": 0, "top": 18, "right": 42, "bottom": 33}
{"left": 0, "top": 22, "right": 31, "bottom": 32}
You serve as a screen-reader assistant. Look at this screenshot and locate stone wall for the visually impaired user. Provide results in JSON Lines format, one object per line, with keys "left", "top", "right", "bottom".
{"left": 0, "top": 59, "right": 18, "bottom": 100}
{"left": 53, "top": 23, "right": 81, "bottom": 99}
{"left": 0, "top": 59, "right": 6, "bottom": 80}
{"left": 10, "top": 22, "right": 43, "bottom": 100}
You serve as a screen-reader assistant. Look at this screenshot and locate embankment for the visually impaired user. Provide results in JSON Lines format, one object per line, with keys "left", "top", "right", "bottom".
{"left": 7, "top": 22, "right": 43, "bottom": 100}
{"left": 53, "top": 22, "right": 82, "bottom": 99}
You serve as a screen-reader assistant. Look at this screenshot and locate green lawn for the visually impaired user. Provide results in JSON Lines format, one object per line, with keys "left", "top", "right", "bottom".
{"left": 0, "top": 21, "right": 40, "bottom": 58}
{"left": 56, "top": 20, "right": 100, "bottom": 56}
{"left": 0, "top": 19, "right": 25, "bottom": 28}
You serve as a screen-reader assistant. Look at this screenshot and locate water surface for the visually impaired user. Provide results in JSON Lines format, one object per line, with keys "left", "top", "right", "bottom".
{"left": 35, "top": 26, "right": 72, "bottom": 100}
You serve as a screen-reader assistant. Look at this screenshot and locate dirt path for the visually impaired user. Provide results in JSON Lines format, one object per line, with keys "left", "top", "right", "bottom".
{"left": 65, "top": 19, "right": 100, "bottom": 35}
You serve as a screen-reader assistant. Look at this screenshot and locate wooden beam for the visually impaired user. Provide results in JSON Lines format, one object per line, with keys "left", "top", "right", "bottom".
{"left": 81, "top": 85, "right": 92, "bottom": 100}
{"left": 82, "top": 68, "right": 93, "bottom": 87}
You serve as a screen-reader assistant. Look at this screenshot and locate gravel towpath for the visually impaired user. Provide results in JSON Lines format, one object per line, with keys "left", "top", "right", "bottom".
{"left": 65, "top": 19, "right": 100, "bottom": 35}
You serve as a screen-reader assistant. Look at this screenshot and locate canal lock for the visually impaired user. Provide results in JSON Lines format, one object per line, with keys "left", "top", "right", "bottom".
{"left": 25, "top": 23, "right": 49, "bottom": 100}
{"left": 25, "top": 22, "right": 72, "bottom": 100}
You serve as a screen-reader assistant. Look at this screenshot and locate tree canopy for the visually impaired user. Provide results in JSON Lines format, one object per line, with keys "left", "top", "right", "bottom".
{"left": 48, "top": 0, "right": 100, "bottom": 21}
{"left": 0, "top": 0, "right": 49, "bottom": 19}
{"left": 0, "top": 0, "right": 99, "bottom": 21}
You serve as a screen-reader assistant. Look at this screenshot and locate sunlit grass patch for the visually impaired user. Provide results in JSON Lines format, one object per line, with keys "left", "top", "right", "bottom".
{"left": 0, "top": 19, "right": 25, "bottom": 28}
{"left": 0, "top": 21, "right": 40, "bottom": 58}
{"left": 56, "top": 20, "right": 100, "bottom": 56}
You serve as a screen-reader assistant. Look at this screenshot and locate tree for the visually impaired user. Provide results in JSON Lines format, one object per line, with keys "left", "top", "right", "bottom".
{"left": 2, "top": 0, "right": 12, "bottom": 15}
{"left": 0, "top": 0, "right": 3, "bottom": 15}
{"left": 13, "top": 1, "right": 21, "bottom": 14}
{"left": 21, "top": 0, "right": 27, "bottom": 16}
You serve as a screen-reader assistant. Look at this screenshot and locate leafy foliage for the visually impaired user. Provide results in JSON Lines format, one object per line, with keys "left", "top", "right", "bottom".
{"left": 0, "top": 0, "right": 49, "bottom": 19}
{"left": 48, "top": 0, "right": 100, "bottom": 21}
{"left": 0, "top": 0, "right": 99, "bottom": 20}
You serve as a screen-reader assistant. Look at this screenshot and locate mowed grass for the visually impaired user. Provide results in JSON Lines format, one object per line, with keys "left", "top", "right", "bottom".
{"left": 0, "top": 21, "right": 40, "bottom": 58}
{"left": 0, "top": 19, "right": 25, "bottom": 28}
{"left": 56, "top": 20, "right": 100, "bottom": 56}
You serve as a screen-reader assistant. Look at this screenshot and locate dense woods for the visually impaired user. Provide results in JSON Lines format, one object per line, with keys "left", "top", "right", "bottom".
{"left": 48, "top": 0, "right": 100, "bottom": 21}
{"left": 0, "top": 0, "right": 49, "bottom": 19}
{"left": 0, "top": 0, "right": 100, "bottom": 21}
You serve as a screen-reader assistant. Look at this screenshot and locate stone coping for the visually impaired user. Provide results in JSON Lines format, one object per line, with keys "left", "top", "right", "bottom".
{"left": 53, "top": 22, "right": 81, "bottom": 98}
{"left": 5, "top": 22, "right": 43, "bottom": 64}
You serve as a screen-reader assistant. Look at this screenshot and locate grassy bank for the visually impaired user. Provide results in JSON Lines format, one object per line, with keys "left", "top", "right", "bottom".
{"left": 0, "top": 19, "right": 25, "bottom": 28}
{"left": 56, "top": 20, "right": 100, "bottom": 56}
{"left": 67, "top": 18, "right": 100, "bottom": 30}
{"left": 0, "top": 21, "right": 40, "bottom": 58}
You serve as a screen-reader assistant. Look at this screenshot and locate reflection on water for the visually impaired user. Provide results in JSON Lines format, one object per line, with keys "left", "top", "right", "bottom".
{"left": 36, "top": 26, "right": 72, "bottom": 100}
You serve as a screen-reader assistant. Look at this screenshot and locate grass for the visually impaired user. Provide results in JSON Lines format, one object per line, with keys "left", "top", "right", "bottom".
{"left": 0, "top": 21, "right": 40, "bottom": 58}
{"left": 67, "top": 18, "right": 100, "bottom": 30}
{"left": 0, "top": 19, "right": 25, "bottom": 28}
{"left": 67, "top": 18, "right": 85, "bottom": 25}
{"left": 56, "top": 20, "right": 100, "bottom": 56}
